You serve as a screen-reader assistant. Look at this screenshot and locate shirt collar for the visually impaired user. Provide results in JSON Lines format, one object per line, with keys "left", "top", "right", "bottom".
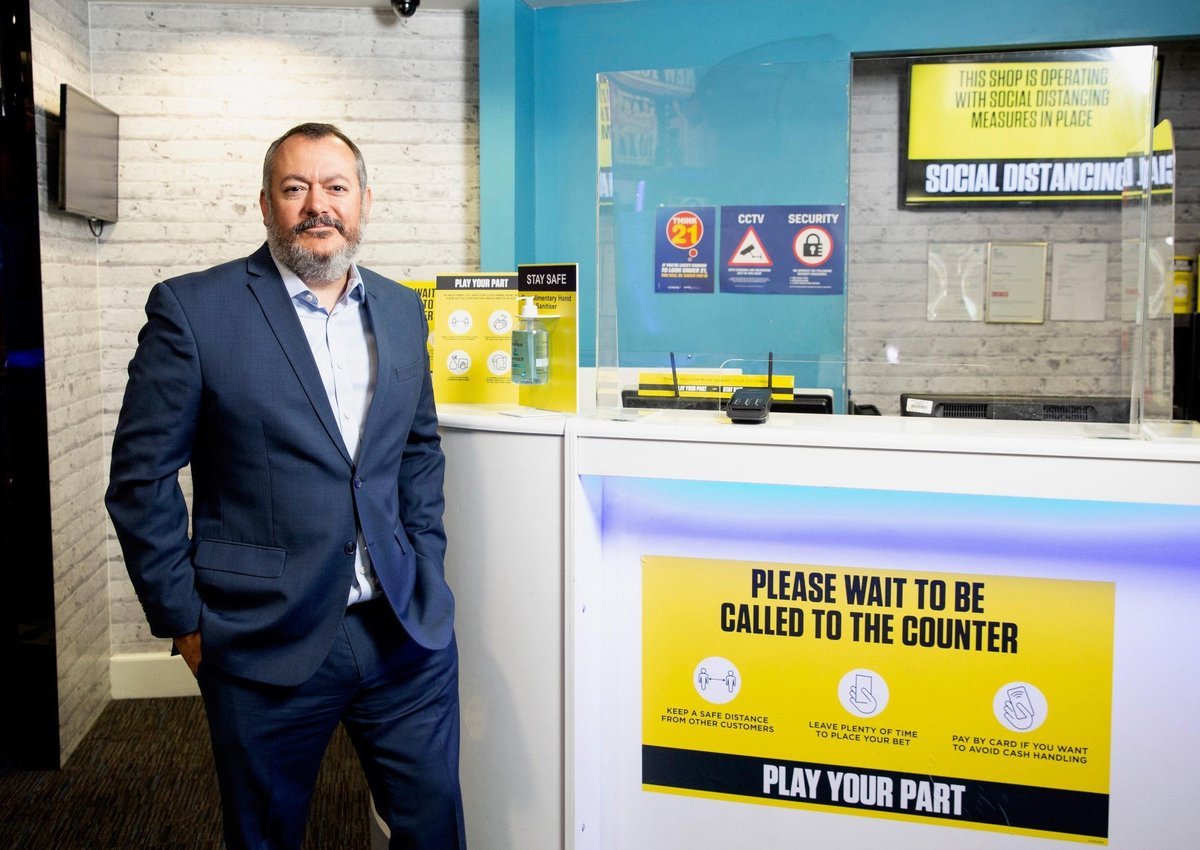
{"left": 269, "top": 251, "right": 365, "bottom": 306}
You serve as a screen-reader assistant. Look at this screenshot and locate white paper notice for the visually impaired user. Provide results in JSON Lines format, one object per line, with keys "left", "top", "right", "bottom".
{"left": 986, "top": 242, "right": 1047, "bottom": 324}
{"left": 927, "top": 243, "right": 985, "bottom": 321}
{"left": 1050, "top": 243, "right": 1108, "bottom": 321}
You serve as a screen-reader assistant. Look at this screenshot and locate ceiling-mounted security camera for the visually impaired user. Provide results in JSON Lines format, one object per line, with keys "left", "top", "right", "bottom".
{"left": 391, "top": 0, "right": 419, "bottom": 17}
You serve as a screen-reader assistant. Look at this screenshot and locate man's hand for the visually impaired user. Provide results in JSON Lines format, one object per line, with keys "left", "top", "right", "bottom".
{"left": 174, "top": 631, "right": 202, "bottom": 677}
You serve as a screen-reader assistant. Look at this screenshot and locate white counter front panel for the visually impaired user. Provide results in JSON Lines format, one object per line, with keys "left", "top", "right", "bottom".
{"left": 441, "top": 419, "right": 566, "bottom": 849}
{"left": 567, "top": 415, "right": 1200, "bottom": 849}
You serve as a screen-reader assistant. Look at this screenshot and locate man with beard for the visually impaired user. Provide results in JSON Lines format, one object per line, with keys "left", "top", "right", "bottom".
{"left": 106, "top": 123, "right": 465, "bottom": 849}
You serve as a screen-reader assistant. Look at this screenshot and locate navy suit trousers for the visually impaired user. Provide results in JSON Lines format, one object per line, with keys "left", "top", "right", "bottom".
{"left": 198, "top": 598, "right": 466, "bottom": 849}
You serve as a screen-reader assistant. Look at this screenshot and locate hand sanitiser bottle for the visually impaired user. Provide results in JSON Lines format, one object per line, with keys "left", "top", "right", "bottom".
{"left": 511, "top": 296, "right": 550, "bottom": 385}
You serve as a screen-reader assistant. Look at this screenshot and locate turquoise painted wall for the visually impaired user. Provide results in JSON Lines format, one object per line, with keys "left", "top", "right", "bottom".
{"left": 479, "top": 0, "right": 534, "bottom": 271}
{"left": 480, "top": 0, "right": 1200, "bottom": 367}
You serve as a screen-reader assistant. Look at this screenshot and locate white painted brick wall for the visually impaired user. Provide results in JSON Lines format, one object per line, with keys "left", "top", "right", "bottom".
{"left": 31, "top": 0, "right": 111, "bottom": 765}
{"left": 847, "top": 52, "right": 1199, "bottom": 415}
{"left": 90, "top": 2, "right": 480, "bottom": 655}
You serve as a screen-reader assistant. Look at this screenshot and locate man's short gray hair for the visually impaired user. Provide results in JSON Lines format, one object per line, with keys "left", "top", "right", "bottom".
{"left": 261, "top": 123, "right": 369, "bottom": 196}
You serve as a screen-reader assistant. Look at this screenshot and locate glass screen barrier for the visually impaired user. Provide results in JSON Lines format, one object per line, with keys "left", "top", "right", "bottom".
{"left": 596, "top": 46, "right": 1178, "bottom": 435}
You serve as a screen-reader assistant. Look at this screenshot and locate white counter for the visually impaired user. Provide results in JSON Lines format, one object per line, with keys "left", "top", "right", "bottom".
{"left": 438, "top": 406, "right": 568, "bottom": 850}
{"left": 561, "top": 410, "right": 1200, "bottom": 850}
{"left": 568, "top": 409, "right": 1200, "bottom": 503}
{"left": 439, "top": 406, "right": 1200, "bottom": 849}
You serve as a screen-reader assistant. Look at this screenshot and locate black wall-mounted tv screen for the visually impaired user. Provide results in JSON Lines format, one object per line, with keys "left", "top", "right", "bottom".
{"left": 57, "top": 84, "right": 119, "bottom": 223}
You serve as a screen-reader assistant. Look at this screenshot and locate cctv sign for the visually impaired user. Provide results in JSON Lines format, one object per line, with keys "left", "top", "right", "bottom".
{"left": 719, "top": 205, "right": 845, "bottom": 295}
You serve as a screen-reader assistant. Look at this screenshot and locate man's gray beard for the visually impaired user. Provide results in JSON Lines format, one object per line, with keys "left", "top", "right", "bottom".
{"left": 266, "top": 215, "right": 363, "bottom": 284}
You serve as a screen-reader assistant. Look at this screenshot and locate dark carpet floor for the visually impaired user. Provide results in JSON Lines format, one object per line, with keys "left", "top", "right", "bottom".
{"left": 0, "top": 696, "right": 372, "bottom": 849}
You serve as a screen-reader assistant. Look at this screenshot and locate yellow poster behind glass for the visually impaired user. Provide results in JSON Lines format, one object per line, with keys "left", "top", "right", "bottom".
{"left": 643, "top": 555, "right": 1114, "bottom": 842}
{"left": 908, "top": 57, "right": 1152, "bottom": 159}
{"left": 904, "top": 46, "right": 1161, "bottom": 204}
{"left": 399, "top": 279, "right": 435, "bottom": 363}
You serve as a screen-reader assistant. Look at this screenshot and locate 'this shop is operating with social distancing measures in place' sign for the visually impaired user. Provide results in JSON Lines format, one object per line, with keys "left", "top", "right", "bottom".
{"left": 903, "top": 46, "right": 1169, "bottom": 205}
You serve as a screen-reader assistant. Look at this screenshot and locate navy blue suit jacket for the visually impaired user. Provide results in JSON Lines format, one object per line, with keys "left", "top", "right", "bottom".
{"left": 106, "top": 243, "right": 452, "bottom": 687}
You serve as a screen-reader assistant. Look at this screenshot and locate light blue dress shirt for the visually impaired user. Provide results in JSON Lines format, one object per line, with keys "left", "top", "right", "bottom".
{"left": 272, "top": 255, "right": 380, "bottom": 605}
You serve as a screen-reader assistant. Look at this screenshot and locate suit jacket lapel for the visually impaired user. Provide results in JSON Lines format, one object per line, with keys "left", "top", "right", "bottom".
{"left": 245, "top": 244, "right": 354, "bottom": 468}
{"left": 356, "top": 280, "right": 395, "bottom": 460}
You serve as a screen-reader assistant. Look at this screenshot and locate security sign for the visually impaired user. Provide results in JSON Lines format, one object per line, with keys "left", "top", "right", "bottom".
{"left": 720, "top": 205, "right": 845, "bottom": 295}
{"left": 795, "top": 226, "right": 833, "bottom": 267}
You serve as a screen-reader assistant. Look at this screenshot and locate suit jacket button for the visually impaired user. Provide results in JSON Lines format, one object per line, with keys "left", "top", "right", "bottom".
{"left": 344, "top": 541, "right": 357, "bottom": 555}
{"left": 353, "top": 476, "right": 363, "bottom": 489}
